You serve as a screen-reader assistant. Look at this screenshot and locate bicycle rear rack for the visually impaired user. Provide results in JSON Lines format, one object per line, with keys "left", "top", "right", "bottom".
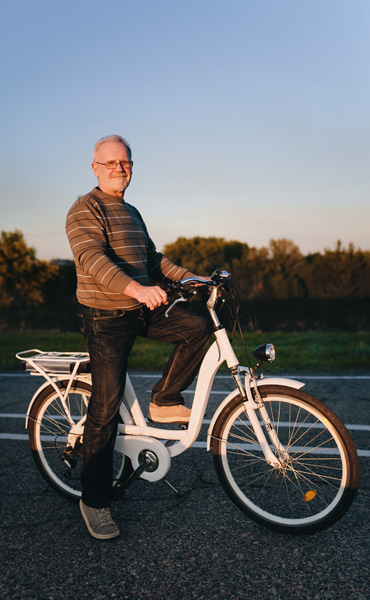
{"left": 16, "top": 349, "right": 90, "bottom": 376}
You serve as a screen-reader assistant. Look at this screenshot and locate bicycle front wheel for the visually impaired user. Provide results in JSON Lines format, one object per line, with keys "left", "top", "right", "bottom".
{"left": 28, "top": 380, "right": 131, "bottom": 502}
{"left": 212, "top": 385, "right": 359, "bottom": 534}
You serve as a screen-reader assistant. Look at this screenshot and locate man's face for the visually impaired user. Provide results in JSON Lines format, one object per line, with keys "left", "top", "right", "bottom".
{"left": 92, "top": 141, "right": 132, "bottom": 198}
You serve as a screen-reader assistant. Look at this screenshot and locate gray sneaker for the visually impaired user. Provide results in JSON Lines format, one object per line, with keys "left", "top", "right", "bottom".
{"left": 80, "top": 500, "right": 120, "bottom": 540}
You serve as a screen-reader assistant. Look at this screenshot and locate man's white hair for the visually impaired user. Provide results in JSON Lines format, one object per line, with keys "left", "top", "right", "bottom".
{"left": 93, "top": 135, "right": 132, "bottom": 161}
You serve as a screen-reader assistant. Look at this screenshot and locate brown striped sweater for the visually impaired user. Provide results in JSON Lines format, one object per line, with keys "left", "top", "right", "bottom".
{"left": 66, "top": 187, "right": 193, "bottom": 310}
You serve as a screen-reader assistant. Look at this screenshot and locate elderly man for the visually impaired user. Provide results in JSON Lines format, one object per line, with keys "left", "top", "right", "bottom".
{"left": 66, "top": 135, "right": 211, "bottom": 539}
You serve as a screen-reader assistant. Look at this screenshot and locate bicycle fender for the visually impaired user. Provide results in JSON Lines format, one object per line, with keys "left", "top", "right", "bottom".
{"left": 25, "top": 381, "right": 57, "bottom": 428}
{"left": 25, "top": 376, "right": 91, "bottom": 428}
{"left": 206, "top": 377, "right": 305, "bottom": 451}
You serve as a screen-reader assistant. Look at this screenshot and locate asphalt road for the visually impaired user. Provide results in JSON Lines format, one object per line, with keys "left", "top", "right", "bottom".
{"left": 1, "top": 372, "right": 369, "bottom": 600}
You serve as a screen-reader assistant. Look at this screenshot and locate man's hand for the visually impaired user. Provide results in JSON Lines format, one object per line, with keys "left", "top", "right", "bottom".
{"left": 125, "top": 280, "right": 168, "bottom": 310}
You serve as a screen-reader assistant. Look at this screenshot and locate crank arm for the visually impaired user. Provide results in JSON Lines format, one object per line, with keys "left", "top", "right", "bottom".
{"left": 114, "top": 450, "right": 160, "bottom": 493}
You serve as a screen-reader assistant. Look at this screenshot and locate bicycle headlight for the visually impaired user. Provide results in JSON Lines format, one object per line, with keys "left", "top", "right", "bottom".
{"left": 252, "top": 343, "right": 276, "bottom": 363}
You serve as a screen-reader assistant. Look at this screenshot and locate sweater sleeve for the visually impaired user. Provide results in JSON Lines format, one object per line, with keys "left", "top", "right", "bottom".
{"left": 132, "top": 207, "right": 195, "bottom": 282}
{"left": 147, "top": 237, "right": 195, "bottom": 282}
{"left": 66, "top": 197, "right": 133, "bottom": 293}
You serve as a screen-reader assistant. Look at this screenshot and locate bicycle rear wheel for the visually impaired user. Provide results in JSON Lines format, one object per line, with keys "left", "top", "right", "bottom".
{"left": 28, "top": 380, "right": 131, "bottom": 502}
{"left": 212, "top": 385, "right": 359, "bottom": 534}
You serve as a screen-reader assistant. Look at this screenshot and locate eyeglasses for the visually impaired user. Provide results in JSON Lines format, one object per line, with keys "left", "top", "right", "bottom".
{"left": 95, "top": 160, "right": 133, "bottom": 170}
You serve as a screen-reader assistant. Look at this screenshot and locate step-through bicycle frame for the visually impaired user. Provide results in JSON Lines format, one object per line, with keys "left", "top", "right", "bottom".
{"left": 17, "top": 275, "right": 304, "bottom": 484}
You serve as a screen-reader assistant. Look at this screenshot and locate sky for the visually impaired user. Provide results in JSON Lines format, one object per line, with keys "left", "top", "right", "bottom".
{"left": 1, "top": 0, "right": 369, "bottom": 260}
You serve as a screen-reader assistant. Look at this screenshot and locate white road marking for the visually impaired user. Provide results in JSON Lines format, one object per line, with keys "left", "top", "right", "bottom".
{"left": 1, "top": 433, "right": 369, "bottom": 457}
{"left": 1, "top": 413, "right": 369, "bottom": 432}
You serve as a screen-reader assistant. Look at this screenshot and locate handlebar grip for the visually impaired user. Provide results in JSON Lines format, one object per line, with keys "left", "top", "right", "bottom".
{"left": 166, "top": 270, "right": 231, "bottom": 293}
{"left": 165, "top": 277, "right": 210, "bottom": 293}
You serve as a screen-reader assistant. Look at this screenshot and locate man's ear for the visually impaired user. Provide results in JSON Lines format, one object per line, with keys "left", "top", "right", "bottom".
{"left": 92, "top": 162, "right": 98, "bottom": 177}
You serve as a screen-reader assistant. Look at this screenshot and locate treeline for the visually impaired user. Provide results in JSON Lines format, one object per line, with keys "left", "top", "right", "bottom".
{"left": 163, "top": 237, "right": 370, "bottom": 299}
{"left": 1, "top": 231, "right": 369, "bottom": 331}
{"left": 163, "top": 237, "right": 370, "bottom": 331}
{"left": 0, "top": 231, "right": 78, "bottom": 331}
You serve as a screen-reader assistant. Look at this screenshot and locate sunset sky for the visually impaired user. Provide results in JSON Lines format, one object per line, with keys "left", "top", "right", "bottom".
{"left": 1, "top": 0, "right": 369, "bottom": 260}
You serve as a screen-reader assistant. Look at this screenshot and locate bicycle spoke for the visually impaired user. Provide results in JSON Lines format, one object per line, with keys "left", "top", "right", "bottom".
{"left": 212, "top": 388, "right": 357, "bottom": 532}
{"left": 29, "top": 384, "right": 128, "bottom": 501}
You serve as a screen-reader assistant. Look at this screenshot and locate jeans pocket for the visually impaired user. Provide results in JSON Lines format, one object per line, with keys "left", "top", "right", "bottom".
{"left": 92, "top": 313, "right": 127, "bottom": 336}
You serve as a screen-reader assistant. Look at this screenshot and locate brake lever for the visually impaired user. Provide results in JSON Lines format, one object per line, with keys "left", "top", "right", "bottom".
{"left": 165, "top": 296, "right": 188, "bottom": 318}
{"left": 165, "top": 290, "right": 199, "bottom": 318}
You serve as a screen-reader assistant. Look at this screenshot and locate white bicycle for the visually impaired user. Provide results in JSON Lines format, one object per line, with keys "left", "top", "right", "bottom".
{"left": 16, "top": 270, "right": 360, "bottom": 534}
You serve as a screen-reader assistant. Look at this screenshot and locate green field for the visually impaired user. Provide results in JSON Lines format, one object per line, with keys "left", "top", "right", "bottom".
{"left": 2, "top": 331, "right": 370, "bottom": 372}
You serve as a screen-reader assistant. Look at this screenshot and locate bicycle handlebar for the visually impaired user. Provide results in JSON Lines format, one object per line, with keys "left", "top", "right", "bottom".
{"left": 167, "top": 269, "right": 231, "bottom": 292}
{"left": 164, "top": 270, "right": 231, "bottom": 317}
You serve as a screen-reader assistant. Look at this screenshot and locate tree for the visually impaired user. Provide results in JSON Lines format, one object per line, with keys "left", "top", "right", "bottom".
{"left": 163, "top": 236, "right": 249, "bottom": 275}
{"left": 229, "top": 239, "right": 307, "bottom": 299}
{"left": 0, "top": 230, "right": 59, "bottom": 308}
{"left": 305, "top": 241, "right": 370, "bottom": 298}
{"left": 264, "top": 238, "right": 307, "bottom": 299}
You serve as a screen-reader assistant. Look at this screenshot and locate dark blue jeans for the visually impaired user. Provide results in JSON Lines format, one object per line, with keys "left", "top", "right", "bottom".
{"left": 77, "top": 302, "right": 212, "bottom": 508}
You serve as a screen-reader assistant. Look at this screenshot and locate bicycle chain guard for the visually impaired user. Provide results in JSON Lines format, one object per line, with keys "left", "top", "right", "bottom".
{"left": 114, "top": 435, "right": 171, "bottom": 482}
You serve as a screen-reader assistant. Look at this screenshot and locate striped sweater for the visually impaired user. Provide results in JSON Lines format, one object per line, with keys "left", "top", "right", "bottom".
{"left": 66, "top": 187, "right": 193, "bottom": 310}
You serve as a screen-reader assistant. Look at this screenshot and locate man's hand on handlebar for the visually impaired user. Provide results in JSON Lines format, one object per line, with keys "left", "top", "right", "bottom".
{"left": 125, "top": 271, "right": 230, "bottom": 311}
{"left": 163, "top": 271, "right": 231, "bottom": 318}
{"left": 125, "top": 280, "right": 168, "bottom": 310}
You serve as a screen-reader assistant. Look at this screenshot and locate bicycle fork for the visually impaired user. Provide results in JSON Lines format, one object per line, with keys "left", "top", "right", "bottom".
{"left": 237, "top": 371, "right": 288, "bottom": 467}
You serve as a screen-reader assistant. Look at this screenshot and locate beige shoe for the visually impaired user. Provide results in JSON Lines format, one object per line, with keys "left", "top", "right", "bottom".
{"left": 148, "top": 403, "right": 191, "bottom": 424}
{"left": 80, "top": 500, "right": 120, "bottom": 540}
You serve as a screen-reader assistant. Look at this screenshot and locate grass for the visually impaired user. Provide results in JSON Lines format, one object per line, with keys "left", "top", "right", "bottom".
{"left": 2, "top": 330, "right": 370, "bottom": 372}
{"left": 230, "top": 331, "right": 370, "bottom": 373}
